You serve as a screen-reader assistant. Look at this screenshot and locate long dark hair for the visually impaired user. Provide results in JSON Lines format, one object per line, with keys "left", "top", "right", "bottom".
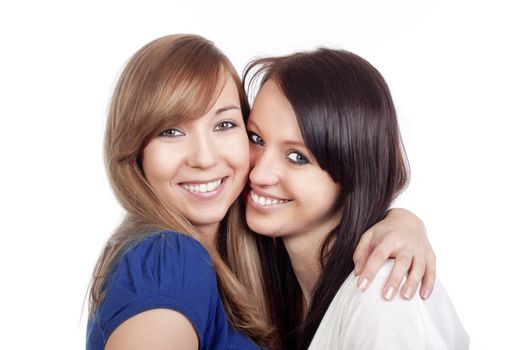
{"left": 244, "top": 48, "right": 409, "bottom": 349}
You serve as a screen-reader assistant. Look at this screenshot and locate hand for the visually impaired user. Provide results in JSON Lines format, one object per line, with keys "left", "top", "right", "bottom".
{"left": 353, "top": 208, "right": 436, "bottom": 301}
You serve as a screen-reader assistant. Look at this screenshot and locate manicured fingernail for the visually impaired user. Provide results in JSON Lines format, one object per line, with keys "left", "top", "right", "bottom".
{"left": 354, "top": 262, "right": 361, "bottom": 275}
{"left": 357, "top": 277, "right": 368, "bottom": 291}
{"left": 403, "top": 287, "right": 413, "bottom": 299}
{"left": 422, "top": 289, "right": 431, "bottom": 300}
{"left": 384, "top": 286, "right": 394, "bottom": 300}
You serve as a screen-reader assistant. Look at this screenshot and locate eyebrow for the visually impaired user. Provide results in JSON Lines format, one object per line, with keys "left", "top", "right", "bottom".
{"left": 248, "top": 119, "right": 307, "bottom": 148}
{"left": 215, "top": 105, "right": 241, "bottom": 115}
{"left": 283, "top": 140, "right": 307, "bottom": 148}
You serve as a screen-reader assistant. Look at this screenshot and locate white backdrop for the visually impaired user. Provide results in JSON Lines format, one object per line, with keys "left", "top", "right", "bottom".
{"left": 1, "top": 0, "right": 523, "bottom": 348}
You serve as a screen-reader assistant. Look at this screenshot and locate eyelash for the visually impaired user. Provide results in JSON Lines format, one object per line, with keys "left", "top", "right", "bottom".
{"left": 159, "top": 128, "right": 184, "bottom": 137}
{"left": 215, "top": 121, "right": 237, "bottom": 131}
{"left": 248, "top": 131, "right": 309, "bottom": 165}
{"left": 286, "top": 151, "right": 310, "bottom": 165}
{"left": 159, "top": 121, "right": 237, "bottom": 137}
{"left": 248, "top": 131, "right": 265, "bottom": 146}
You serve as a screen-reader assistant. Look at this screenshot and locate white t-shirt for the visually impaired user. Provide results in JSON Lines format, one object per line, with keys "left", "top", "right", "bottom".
{"left": 309, "top": 260, "right": 469, "bottom": 349}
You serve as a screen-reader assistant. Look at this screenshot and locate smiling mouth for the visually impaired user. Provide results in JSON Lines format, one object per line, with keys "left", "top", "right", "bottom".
{"left": 180, "top": 178, "right": 224, "bottom": 194}
{"left": 249, "top": 191, "right": 290, "bottom": 207}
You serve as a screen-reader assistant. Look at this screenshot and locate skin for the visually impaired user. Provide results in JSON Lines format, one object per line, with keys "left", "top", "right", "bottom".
{"left": 106, "top": 74, "right": 435, "bottom": 350}
{"left": 106, "top": 309, "right": 198, "bottom": 350}
{"left": 108, "top": 74, "right": 249, "bottom": 349}
{"left": 246, "top": 80, "right": 343, "bottom": 304}
{"left": 246, "top": 80, "right": 435, "bottom": 305}
{"left": 142, "top": 75, "right": 249, "bottom": 247}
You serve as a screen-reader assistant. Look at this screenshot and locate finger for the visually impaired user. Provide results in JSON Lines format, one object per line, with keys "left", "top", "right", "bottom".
{"left": 353, "top": 229, "right": 374, "bottom": 276}
{"left": 400, "top": 257, "right": 426, "bottom": 299}
{"left": 356, "top": 241, "right": 392, "bottom": 292}
{"left": 420, "top": 253, "right": 436, "bottom": 300}
{"left": 381, "top": 253, "right": 412, "bottom": 301}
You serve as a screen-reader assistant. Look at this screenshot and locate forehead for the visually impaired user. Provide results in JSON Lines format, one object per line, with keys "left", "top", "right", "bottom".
{"left": 213, "top": 73, "right": 241, "bottom": 105}
{"left": 191, "top": 73, "right": 242, "bottom": 122}
{"left": 249, "top": 80, "right": 304, "bottom": 142}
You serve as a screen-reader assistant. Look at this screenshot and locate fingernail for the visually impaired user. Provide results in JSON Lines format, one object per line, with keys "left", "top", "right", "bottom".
{"left": 384, "top": 286, "right": 394, "bottom": 300}
{"left": 357, "top": 277, "right": 368, "bottom": 291}
{"left": 422, "top": 289, "right": 431, "bottom": 300}
{"left": 403, "top": 287, "right": 413, "bottom": 299}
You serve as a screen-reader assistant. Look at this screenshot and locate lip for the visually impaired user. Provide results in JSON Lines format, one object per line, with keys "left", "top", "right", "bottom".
{"left": 178, "top": 176, "right": 228, "bottom": 200}
{"left": 179, "top": 177, "right": 224, "bottom": 186}
{"left": 250, "top": 187, "right": 290, "bottom": 201}
{"left": 248, "top": 188, "right": 292, "bottom": 212}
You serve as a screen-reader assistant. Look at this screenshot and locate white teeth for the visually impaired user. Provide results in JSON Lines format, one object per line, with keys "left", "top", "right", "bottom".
{"left": 182, "top": 179, "right": 222, "bottom": 193}
{"left": 257, "top": 196, "right": 266, "bottom": 206}
{"left": 250, "top": 191, "right": 288, "bottom": 207}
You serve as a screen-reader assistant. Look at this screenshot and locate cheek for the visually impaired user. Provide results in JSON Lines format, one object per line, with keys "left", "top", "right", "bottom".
{"left": 142, "top": 141, "right": 180, "bottom": 186}
{"left": 227, "top": 134, "right": 250, "bottom": 173}
{"left": 249, "top": 144, "right": 259, "bottom": 170}
{"left": 313, "top": 178, "right": 341, "bottom": 213}
{"left": 294, "top": 171, "right": 340, "bottom": 209}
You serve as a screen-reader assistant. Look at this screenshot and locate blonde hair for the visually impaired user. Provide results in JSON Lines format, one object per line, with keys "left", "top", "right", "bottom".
{"left": 88, "top": 34, "right": 275, "bottom": 346}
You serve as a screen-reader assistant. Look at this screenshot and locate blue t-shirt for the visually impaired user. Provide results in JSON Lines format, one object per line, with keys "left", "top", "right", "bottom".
{"left": 86, "top": 231, "right": 262, "bottom": 349}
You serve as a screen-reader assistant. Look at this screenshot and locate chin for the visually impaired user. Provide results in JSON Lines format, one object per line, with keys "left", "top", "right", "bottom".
{"left": 187, "top": 208, "right": 227, "bottom": 226}
{"left": 246, "top": 217, "right": 280, "bottom": 238}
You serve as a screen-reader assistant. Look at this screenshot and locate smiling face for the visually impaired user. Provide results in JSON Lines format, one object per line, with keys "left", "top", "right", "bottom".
{"left": 246, "top": 80, "right": 342, "bottom": 239}
{"left": 142, "top": 74, "right": 249, "bottom": 237}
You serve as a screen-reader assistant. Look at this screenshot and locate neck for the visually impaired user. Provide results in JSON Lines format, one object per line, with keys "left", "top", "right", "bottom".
{"left": 282, "top": 212, "right": 342, "bottom": 314}
{"left": 283, "top": 234, "right": 323, "bottom": 308}
{"left": 196, "top": 223, "right": 220, "bottom": 249}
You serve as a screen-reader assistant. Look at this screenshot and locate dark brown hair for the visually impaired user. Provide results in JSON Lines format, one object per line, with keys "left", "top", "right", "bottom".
{"left": 244, "top": 48, "right": 409, "bottom": 349}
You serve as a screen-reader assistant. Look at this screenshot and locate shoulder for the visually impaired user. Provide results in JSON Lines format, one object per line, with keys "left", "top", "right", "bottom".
{"left": 125, "top": 230, "right": 212, "bottom": 266}
{"left": 113, "top": 229, "right": 216, "bottom": 294}
{"left": 310, "top": 260, "right": 469, "bottom": 349}
{"left": 95, "top": 231, "right": 218, "bottom": 345}
{"left": 114, "top": 231, "right": 214, "bottom": 288}
{"left": 342, "top": 260, "right": 428, "bottom": 324}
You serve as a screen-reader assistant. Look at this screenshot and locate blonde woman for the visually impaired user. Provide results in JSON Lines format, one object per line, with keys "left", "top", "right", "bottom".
{"left": 87, "top": 35, "right": 436, "bottom": 350}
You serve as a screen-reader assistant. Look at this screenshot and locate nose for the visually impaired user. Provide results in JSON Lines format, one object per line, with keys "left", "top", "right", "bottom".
{"left": 186, "top": 132, "right": 219, "bottom": 169}
{"left": 249, "top": 148, "right": 280, "bottom": 187}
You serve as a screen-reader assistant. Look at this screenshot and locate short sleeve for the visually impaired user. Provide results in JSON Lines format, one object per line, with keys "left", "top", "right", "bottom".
{"left": 94, "top": 231, "right": 217, "bottom": 345}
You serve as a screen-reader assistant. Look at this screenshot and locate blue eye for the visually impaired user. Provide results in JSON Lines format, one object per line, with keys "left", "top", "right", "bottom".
{"left": 248, "top": 132, "right": 264, "bottom": 146}
{"left": 159, "top": 128, "right": 184, "bottom": 137}
{"left": 215, "top": 121, "right": 237, "bottom": 131}
{"left": 286, "top": 151, "right": 309, "bottom": 165}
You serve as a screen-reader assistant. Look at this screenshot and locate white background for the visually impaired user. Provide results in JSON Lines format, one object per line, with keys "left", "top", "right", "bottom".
{"left": 1, "top": 0, "right": 523, "bottom": 348}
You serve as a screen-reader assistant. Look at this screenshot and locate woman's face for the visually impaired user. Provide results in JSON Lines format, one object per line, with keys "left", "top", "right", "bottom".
{"left": 142, "top": 74, "right": 250, "bottom": 236}
{"left": 246, "top": 80, "right": 342, "bottom": 239}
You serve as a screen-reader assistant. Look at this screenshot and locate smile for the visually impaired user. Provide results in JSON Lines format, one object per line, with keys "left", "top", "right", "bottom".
{"left": 249, "top": 190, "right": 290, "bottom": 206}
{"left": 180, "top": 178, "right": 223, "bottom": 193}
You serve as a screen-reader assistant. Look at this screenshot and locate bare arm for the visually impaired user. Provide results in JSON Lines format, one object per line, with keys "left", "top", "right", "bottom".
{"left": 105, "top": 309, "right": 199, "bottom": 350}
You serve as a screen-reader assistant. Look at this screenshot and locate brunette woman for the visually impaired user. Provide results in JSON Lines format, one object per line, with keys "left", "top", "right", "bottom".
{"left": 245, "top": 49, "right": 469, "bottom": 349}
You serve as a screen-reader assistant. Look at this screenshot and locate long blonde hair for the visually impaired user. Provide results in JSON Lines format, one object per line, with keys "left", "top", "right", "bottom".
{"left": 88, "top": 34, "right": 275, "bottom": 346}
